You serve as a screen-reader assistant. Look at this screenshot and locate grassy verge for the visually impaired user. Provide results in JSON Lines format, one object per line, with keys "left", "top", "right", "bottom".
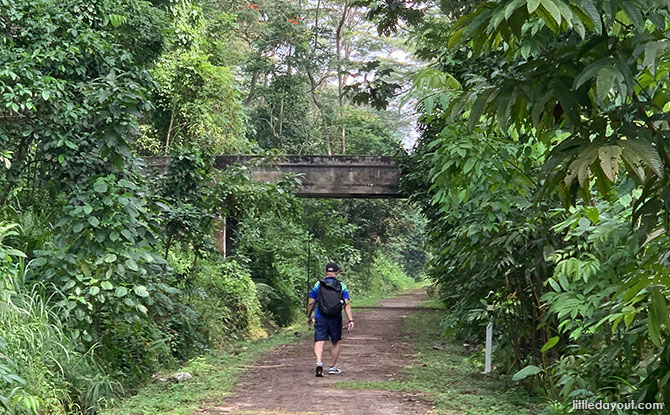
{"left": 101, "top": 325, "right": 310, "bottom": 415}
{"left": 414, "top": 296, "right": 444, "bottom": 310}
{"left": 351, "top": 292, "right": 393, "bottom": 308}
{"left": 352, "top": 280, "right": 430, "bottom": 309}
{"left": 334, "top": 306, "right": 542, "bottom": 415}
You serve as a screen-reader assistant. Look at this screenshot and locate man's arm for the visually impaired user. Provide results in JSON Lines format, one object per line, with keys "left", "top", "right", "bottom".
{"left": 344, "top": 299, "right": 354, "bottom": 331}
{"left": 307, "top": 298, "right": 316, "bottom": 326}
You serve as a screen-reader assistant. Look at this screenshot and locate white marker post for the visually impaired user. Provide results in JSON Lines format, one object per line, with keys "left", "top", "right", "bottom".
{"left": 484, "top": 291, "right": 494, "bottom": 374}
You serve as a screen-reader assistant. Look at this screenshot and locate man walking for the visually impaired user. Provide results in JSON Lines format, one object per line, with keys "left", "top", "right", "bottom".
{"left": 307, "top": 262, "right": 354, "bottom": 377}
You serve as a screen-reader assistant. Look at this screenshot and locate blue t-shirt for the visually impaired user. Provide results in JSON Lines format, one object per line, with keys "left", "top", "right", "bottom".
{"left": 309, "top": 277, "right": 350, "bottom": 319}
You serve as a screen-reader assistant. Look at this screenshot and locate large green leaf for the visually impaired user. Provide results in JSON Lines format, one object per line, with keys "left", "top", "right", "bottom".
{"left": 541, "top": 336, "right": 560, "bottom": 353}
{"left": 579, "top": 0, "right": 601, "bottom": 33}
{"left": 598, "top": 145, "right": 622, "bottom": 182}
{"left": 468, "top": 88, "right": 498, "bottom": 131}
{"left": 133, "top": 285, "right": 150, "bottom": 298}
{"left": 619, "top": 139, "right": 663, "bottom": 178}
{"left": 504, "top": 0, "right": 525, "bottom": 19}
{"left": 565, "top": 145, "right": 598, "bottom": 186}
{"left": 527, "top": 0, "right": 540, "bottom": 13}
{"left": 512, "top": 365, "right": 541, "bottom": 381}
{"left": 621, "top": 1, "right": 644, "bottom": 28}
{"left": 643, "top": 41, "right": 669, "bottom": 76}
{"left": 595, "top": 67, "right": 617, "bottom": 103}
{"left": 648, "top": 290, "right": 669, "bottom": 347}
{"left": 539, "top": 0, "right": 562, "bottom": 28}
{"left": 574, "top": 58, "right": 614, "bottom": 90}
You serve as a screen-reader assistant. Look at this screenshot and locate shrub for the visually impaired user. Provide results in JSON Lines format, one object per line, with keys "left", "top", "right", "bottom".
{"left": 169, "top": 251, "right": 263, "bottom": 345}
{"left": 0, "top": 224, "right": 116, "bottom": 415}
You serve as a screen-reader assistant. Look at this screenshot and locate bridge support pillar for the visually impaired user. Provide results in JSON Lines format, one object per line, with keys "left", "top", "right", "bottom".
{"left": 213, "top": 217, "right": 238, "bottom": 257}
{"left": 213, "top": 217, "right": 225, "bottom": 256}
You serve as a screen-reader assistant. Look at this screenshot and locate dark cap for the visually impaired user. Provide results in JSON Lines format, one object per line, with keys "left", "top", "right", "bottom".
{"left": 325, "top": 262, "right": 340, "bottom": 272}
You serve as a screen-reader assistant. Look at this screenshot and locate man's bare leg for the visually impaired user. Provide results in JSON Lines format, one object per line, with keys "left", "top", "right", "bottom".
{"left": 314, "top": 341, "right": 325, "bottom": 363}
{"left": 330, "top": 341, "right": 341, "bottom": 367}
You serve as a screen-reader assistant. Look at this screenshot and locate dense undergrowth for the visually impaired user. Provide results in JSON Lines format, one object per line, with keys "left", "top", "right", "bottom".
{"left": 393, "top": 1, "right": 670, "bottom": 413}
{"left": 0, "top": 148, "right": 424, "bottom": 413}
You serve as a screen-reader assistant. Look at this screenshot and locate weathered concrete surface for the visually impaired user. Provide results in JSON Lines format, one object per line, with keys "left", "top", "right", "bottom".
{"left": 147, "top": 155, "right": 403, "bottom": 198}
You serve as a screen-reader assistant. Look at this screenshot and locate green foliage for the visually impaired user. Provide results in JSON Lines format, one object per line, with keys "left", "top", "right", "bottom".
{"left": 337, "top": 107, "right": 403, "bottom": 155}
{"left": 236, "top": 199, "right": 311, "bottom": 325}
{"left": 234, "top": 0, "right": 415, "bottom": 155}
{"left": 356, "top": 0, "right": 425, "bottom": 36}
{"left": 33, "top": 175, "right": 168, "bottom": 340}
{"left": 27, "top": 174, "right": 193, "bottom": 387}
{"left": 358, "top": 255, "right": 415, "bottom": 297}
{"left": 344, "top": 61, "right": 402, "bottom": 111}
{"left": 152, "top": 49, "right": 247, "bottom": 154}
{"left": 0, "top": 224, "right": 40, "bottom": 415}
{"left": 159, "top": 148, "right": 217, "bottom": 261}
{"left": 402, "top": 120, "right": 559, "bottom": 375}
{"left": 0, "top": 0, "right": 163, "bottom": 205}
{"left": 170, "top": 253, "right": 263, "bottom": 344}
{"left": 0, "top": 288, "right": 119, "bottom": 415}
{"left": 250, "top": 74, "right": 316, "bottom": 152}
{"left": 534, "top": 196, "right": 670, "bottom": 407}
{"left": 402, "top": 77, "right": 670, "bottom": 412}
{"left": 0, "top": 224, "right": 117, "bottom": 414}
{"left": 236, "top": 194, "right": 426, "bottom": 325}
{"left": 380, "top": 0, "right": 670, "bottom": 409}
{"left": 146, "top": 0, "right": 248, "bottom": 155}
{"left": 437, "top": 0, "right": 670, "bottom": 231}
{"left": 1, "top": 0, "right": 180, "bottom": 405}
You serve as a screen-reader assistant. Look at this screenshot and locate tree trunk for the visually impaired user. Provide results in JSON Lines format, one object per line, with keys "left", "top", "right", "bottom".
{"left": 336, "top": 0, "right": 350, "bottom": 154}
{"left": 244, "top": 71, "right": 260, "bottom": 106}
{"left": 307, "top": 71, "right": 332, "bottom": 155}
{"left": 313, "top": 0, "right": 321, "bottom": 50}
{"left": 165, "top": 98, "right": 178, "bottom": 153}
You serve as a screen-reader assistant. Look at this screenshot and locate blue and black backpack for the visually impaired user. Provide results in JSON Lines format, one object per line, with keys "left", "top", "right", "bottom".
{"left": 317, "top": 279, "right": 344, "bottom": 317}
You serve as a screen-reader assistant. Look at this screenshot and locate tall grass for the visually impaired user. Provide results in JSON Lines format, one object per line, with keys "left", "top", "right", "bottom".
{"left": 0, "top": 224, "right": 117, "bottom": 415}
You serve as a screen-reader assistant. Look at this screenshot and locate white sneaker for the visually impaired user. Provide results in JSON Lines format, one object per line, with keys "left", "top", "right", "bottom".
{"left": 328, "top": 366, "right": 342, "bottom": 375}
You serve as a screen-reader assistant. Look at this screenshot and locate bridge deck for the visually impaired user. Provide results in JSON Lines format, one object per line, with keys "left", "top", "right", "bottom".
{"left": 148, "top": 155, "right": 403, "bottom": 198}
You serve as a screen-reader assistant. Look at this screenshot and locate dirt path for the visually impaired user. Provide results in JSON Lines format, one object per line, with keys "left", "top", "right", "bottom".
{"left": 200, "top": 289, "right": 433, "bottom": 415}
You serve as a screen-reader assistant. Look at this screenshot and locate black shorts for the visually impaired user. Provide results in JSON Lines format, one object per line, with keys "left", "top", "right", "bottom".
{"left": 314, "top": 316, "right": 342, "bottom": 343}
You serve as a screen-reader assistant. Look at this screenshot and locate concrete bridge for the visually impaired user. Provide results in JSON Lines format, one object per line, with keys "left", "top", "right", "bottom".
{"left": 148, "top": 155, "right": 403, "bottom": 198}
{"left": 147, "top": 155, "right": 403, "bottom": 255}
